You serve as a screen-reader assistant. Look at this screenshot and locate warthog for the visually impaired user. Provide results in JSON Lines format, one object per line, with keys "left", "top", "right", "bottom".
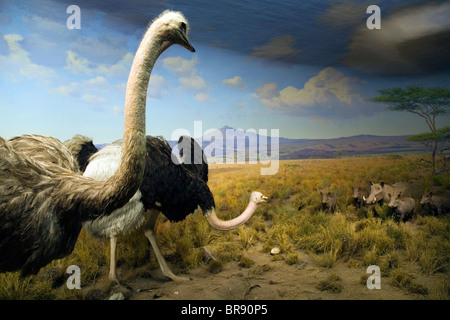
{"left": 388, "top": 191, "right": 415, "bottom": 222}
{"left": 353, "top": 187, "right": 370, "bottom": 208}
{"left": 419, "top": 191, "right": 450, "bottom": 216}
{"left": 365, "top": 181, "right": 411, "bottom": 205}
{"left": 320, "top": 191, "right": 337, "bottom": 213}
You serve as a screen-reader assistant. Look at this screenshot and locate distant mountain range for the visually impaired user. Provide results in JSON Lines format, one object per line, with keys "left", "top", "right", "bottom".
{"left": 277, "top": 134, "right": 427, "bottom": 159}
{"left": 175, "top": 126, "right": 428, "bottom": 162}
{"left": 97, "top": 126, "right": 428, "bottom": 161}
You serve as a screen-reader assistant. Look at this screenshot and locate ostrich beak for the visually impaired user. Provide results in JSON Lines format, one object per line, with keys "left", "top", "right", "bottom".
{"left": 178, "top": 30, "right": 195, "bottom": 52}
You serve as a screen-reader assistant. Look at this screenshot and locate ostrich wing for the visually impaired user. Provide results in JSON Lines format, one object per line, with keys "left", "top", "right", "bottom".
{"left": 0, "top": 137, "right": 115, "bottom": 275}
{"left": 9, "top": 134, "right": 78, "bottom": 172}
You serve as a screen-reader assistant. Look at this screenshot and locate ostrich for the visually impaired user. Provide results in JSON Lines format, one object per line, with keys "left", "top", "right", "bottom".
{"left": 83, "top": 135, "right": 268, "bottom": 282}
{"left": 0, "top": 10, "right": 196, "bottom": 276}
{"left": 8, "top": 134, "right": 79, "bottom": 172}
{"left": 7, "top": 134, "right": 98, "bottom": 174}
{"left": 63, "top": 134, "right": 99, "bottom": 172}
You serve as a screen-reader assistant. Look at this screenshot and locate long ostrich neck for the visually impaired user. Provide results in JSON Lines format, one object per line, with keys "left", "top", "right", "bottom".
{"left": 103, "top": 26, "right": 167, "bottom": 213}
{"left": 66, "top": 25, "right": 167, "bottom": 218}
{"left": 205, "top": 202, "right": 259, "bottom": 231}
{"left": 118, "top": 31, "right": 160, "bottom": 176}
{"left": 123, "top": 26, "right": 165, "bottom": 145}
{"left": 195, "top": 185, "right": 261, "bottom": 231}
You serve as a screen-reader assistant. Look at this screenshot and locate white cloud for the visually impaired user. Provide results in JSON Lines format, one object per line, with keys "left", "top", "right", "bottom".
{"left": 23, "top": 15, "right": 71, "bottom": 41}
{"left": 179, "top": 74, "right": 207, "bottom": 92}
{"left": 251, "top": 35, "right": 300, "bottom": 63}
{"left": 54, "top": 76, "right": 109, "bottom": 96}
{"left": 255, "top": 82, "right": 279, "bottom": 100}
{"left": 20, "top": 14, "right": 78, "bottom": 68}
{"left": 162, "top": 55, "right": 210, "bottom": 102}
{"left": 148, "top": 73, "right": 166, "bottom": 99}
{"left": 194, "top": 92, "right": 211, "bottom": 103}
{"left": 255, "top": 67, "right": 378, "bottom": 118}
{"left": 82, "top": 94, "right": 107, "bottom": 104}
{"left": 64, "top": 50, "right": 92, "bottom": 74}
{"left": 65, "top": 50, "right": 133, "bottom": 76}
{"left": 162, "top": 55, "right": 198, "bottom": 76}
{"left": 85, "top": 76, "right": 108, "bottom": 87}
{"left": 55, "top": 82, "right": 79, "bottom": 96}
{"left": 0, "top": 33, "right": 57, "bottom": 82}
{"left": 222, "top": 76, "right": 247, "bottom": 89}
{"left": 71, "top": 36, "right": 129, "bottom": 65}
{"left": 97, "top": 53, "right": 133, "bottom": 76}
{"left": 53, "top": 75, "right": 115, "bottom": 110}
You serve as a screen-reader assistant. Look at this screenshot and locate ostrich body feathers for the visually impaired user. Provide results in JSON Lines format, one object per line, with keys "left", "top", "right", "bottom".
{"left": 0, "top": 137, "right": 105, "bottom": 275}
{"left": 83, "top": 142, "right": 145, "bottom": 237}
{"left": 83, "top": 136, "right": 213, "bottom": 239}
{"left": 9, "top": 134, "right": 78, "bottom": 172}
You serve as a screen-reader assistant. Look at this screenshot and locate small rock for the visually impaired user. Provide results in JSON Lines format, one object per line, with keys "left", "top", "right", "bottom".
{"left": 108, "top": 292, "right": 125, "bottom": 300}
{"left": 270, "top": 247, "right": 280, "bottom": 255}
{"left": 153, "top": 290, "right": 165, "bottom": 299}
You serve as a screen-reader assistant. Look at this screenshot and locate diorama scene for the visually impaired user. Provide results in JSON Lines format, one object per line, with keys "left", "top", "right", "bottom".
{"left": 0, "top": 0, "right": 449, "bottom": 301}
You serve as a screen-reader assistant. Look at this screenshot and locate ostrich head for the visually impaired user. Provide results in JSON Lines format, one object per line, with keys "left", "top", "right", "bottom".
{"left": 150, "top": 10, "right": 195, "bottom": 52}
{"left": 250, "top": 191, "right": 268, "bottom": 205}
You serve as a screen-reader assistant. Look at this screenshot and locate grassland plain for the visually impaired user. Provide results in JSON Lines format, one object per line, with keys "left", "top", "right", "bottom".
{"left": 0, "top": 155, "right": 449, "bottom": 300}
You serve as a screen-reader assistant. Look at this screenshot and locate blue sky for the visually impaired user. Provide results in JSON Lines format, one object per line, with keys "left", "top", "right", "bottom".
{"left": 0, "top": 0, "right": 449, "bottom": 143}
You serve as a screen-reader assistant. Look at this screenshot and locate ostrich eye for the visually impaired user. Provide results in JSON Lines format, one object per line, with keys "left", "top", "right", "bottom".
{"left": 180, "top": 22, "right": 187, "bottom": 33}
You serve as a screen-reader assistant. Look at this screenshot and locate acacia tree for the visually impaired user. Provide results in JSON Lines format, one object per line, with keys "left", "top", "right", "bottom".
{"left": 371, "top": 86, "right": 450, "bottom": 174}
{"left": 407, "top": 126, "right": 450, "bottom": 175}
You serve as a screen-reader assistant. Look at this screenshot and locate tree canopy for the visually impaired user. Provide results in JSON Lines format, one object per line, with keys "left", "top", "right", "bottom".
{"left": 372, "top": 86, "right": 450, "bottom": 174}
{"left": 371, "top": 86, "right": 450, "bottom": 133}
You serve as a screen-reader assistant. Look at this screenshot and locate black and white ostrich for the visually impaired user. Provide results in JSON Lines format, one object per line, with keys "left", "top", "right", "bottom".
{"left": 82, "top": 135, "right": 267, "bottom": 282}
{"left": 63, "top": 134, "right": 99, "bottom": 172}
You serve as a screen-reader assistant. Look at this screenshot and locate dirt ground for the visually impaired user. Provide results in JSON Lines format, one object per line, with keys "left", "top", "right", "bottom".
{"left": 79, "top": 242, "right": 442, "bottom": 301}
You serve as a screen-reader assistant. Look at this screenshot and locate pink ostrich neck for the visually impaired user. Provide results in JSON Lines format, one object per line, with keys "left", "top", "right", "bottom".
{"left": 205, "top": 201, "right": 258, "bottom": 231}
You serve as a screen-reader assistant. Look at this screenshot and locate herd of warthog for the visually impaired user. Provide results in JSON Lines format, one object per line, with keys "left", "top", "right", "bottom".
{"left": 316, "top": 182, "right": 450, "bottom": 222}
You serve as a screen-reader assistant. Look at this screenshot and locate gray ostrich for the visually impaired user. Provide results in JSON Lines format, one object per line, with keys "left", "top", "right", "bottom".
{"left": 0, "top": 10, "right": 195, "bottom": 276}
{"left": 82, "top": 135, "right": 268, "bottom": 282}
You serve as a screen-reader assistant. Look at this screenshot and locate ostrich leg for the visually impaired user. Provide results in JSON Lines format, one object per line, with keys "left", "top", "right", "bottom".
{"left": 109, "top": 234, "right": 120, "bottom": 283}
{"left": 143, "top": 209, "right": 191, "bottom": 282}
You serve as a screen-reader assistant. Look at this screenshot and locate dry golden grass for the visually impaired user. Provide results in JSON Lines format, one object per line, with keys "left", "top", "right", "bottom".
{"left": 1, "top": 155, "right": 449, "bottom": 299}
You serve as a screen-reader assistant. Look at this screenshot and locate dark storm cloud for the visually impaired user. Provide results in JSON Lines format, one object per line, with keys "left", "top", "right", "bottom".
{"left": 4, "top": 0, "right": 449, "bottom": 75}
{"left": 344, "top": 2, "right": 450, "bottom": 75}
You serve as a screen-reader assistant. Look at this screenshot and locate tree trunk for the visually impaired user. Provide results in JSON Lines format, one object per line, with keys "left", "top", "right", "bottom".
{"left": 440, "top": 149, "right": 449, "bottom": 176}
{"left": 432, "top": 140, "right": 437, "bottom": 175}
